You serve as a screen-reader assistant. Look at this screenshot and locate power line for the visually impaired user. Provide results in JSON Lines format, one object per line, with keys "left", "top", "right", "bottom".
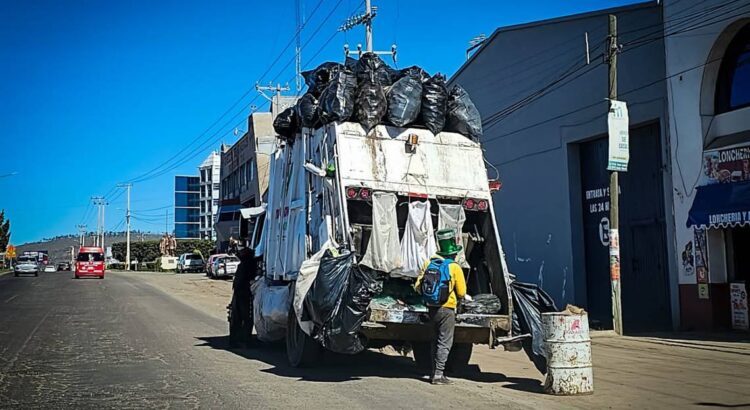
{"left": 123, "top": 0, "right": 332, "bottom": 184}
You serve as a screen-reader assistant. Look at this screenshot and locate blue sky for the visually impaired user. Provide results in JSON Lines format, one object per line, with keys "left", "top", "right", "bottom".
{"left": 0, "top": 0, "right": 640, "bottom": 244}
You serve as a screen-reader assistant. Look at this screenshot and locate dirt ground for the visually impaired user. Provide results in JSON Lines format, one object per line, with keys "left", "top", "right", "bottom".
{"left": 123, "top": 271, "right": 750, "bottom": 409}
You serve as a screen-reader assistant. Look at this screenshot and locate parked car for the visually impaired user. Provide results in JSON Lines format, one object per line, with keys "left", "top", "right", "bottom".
{"left": 14, "top": 256, "right": 39, "bottom": 277}
{"left": 205, "top": 253, "right": 228, "bottom": 277}
{"left": 44, "top": 265, "right": 56, "bottom": 273}
{"left": 211, "top": 255, "right": 240, "bottom": 278}
{"left": 57, "top": 262, "right": 71, "bottom": 271}
{"left": 75, "top": 246, "right": 105, "bottom": 279}
{"left": 177, "top": 253, "right": 205, "bottom": 273}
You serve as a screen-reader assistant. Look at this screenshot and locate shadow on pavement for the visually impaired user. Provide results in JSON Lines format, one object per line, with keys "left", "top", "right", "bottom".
{"left": 694, "top": 403, "right": 750, "bottom": 408}
{"left": 195, "top": 335, "right": 543, "bottom": 392}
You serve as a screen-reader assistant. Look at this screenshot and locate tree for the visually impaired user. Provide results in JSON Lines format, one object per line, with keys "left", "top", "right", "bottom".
{"left": 0, "top": 210, "right": 10, "bottom": 250}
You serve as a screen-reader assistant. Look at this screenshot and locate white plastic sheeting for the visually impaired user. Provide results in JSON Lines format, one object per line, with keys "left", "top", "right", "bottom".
{"left": 293, "top": 243, "right": 332, "bottom": 336}
{"left": 261, "top": 141, "right": 307, "bottom": 280}
{"left": 361, "top": 192, "right": 402, "bottom": 273}
{"left": 438, "top": 203, "right": 469, "bottom": 268}
{"left": 252, "top": 279, "right": 291, "bottom": 342}
{"left": 397, "top": 200, "right": 437, "bottom": 278}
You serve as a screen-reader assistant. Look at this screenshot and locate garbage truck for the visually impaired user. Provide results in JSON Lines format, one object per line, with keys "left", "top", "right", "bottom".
{"left": 229, "top": 120, "right": 516, "bottom": 369}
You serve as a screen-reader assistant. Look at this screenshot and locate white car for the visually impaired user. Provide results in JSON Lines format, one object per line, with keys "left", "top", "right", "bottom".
{"left": 211, "top": 256, "right": 240, "bottom": 278}
{"left": 43, "top": 265, "right": 56, "bottom": 273}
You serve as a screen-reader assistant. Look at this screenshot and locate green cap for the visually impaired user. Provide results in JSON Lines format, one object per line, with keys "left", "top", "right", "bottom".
{"left": 436, "top": 228, "right": 462, "bottom": 257}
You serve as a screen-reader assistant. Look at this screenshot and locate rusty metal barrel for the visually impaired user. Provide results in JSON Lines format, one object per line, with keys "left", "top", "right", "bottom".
{"left": 542, "top": 311, "right": 594, "bottom": 395}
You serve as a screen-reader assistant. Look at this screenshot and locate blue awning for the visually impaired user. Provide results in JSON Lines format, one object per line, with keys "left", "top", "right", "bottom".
{"left": 687, "top": 180, "right": 750, "bottom": 228}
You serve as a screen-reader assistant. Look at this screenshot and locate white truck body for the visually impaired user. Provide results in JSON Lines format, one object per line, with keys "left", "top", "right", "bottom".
{"left": 251, "top": 121, "right": 512, "bottom": 352}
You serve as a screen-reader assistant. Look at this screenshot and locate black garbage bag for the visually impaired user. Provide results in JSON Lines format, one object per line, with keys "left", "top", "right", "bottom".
{"left": 446, "top": 85, "right": 483, "bottom": 141}
{"left": 399, "top": 65, "right": 430, "bottom": 83}
{"left": 317, "top": 69, "right": 357, "bottom": 124}
{"left": 510, "top": 280, "right": 558, "bottom": 374}
{"left": 461, "top": 293, "right": 502, "bottom": 314}
{"left": 386, "top": 76, "right": 422, "bottom": 127}
{"left": 273, "top": 106, "right": 299, "bottom": 141}
{"left": 421, "top": 74, "right": 448, "bottom": 134}
{"left": 304, "top": 250, "right": 382, "bottom": 354}
{"left": 301, "top": 62, "right": 345, "bottom": 97}
{"left": 354, "top": 52, "right": 397, "bottom": 86}
{"left": 295, "top": 93, "right": 319, "bottom": 128}
{"left": 354, "top": 80, "right": 388, "bottom": 132}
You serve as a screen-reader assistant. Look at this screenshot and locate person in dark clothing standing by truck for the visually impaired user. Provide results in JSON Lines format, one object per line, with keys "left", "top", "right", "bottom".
{"left": 415, "top": 229, "right": 467, "bottom": 385}
{"left": 229, "top": 246, "right": 256, "bottom": 348}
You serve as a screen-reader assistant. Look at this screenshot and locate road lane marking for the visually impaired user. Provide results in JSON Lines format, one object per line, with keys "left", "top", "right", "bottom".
{"left": 3, "top": 309, "right": 51, "bottom": 372}
{"left": 5, "top": 295, "right": 18, "bottom": 303}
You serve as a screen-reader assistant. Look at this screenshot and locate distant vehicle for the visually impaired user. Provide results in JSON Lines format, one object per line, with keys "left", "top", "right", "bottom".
{"left": 57, "top": 262, "right": 71, "bottom": 271}
{"left": 14, "top": 255, "right": 39, "bottom": 277}
{"left": 206, "top": 253, "right": 228, "bottom": 277}
{"left": 211, "top": 255, "right": 240, "bottom": 278}
{"left": 177, "top": 253, "right": 204, "bottom": 273}
{"left": 43, "top": 265, "right": 56, "bottom": 273}
{"left": 22, "top": 250, "right": 48, "bottom": 266}
{"left": 75, "top": 247, "right": 105, "bottom": 279}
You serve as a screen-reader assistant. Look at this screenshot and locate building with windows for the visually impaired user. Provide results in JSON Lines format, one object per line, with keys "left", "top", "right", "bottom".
{"left": 451, "top": 0, "right": 750, "bottom": 332}
{"left": 665, "top": 0, "right": 750, "bottom": 330}
{"left": 198, "top": 151, "right": 221, "bottom": 240}
{"left": 214, "top": 112, "right": 276, "bottom": 250}
{"left": 174, "top": 175, "right": 200, "bottom": 239}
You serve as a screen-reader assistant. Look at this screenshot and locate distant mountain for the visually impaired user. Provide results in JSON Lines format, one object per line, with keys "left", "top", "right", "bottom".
{"left": 16, "top": 231, "right": 162, "bottom": 263}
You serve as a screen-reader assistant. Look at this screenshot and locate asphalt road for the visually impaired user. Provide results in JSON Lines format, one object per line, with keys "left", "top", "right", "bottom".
{"left": 0, "top": 271, "right": 539, "bottom": 409}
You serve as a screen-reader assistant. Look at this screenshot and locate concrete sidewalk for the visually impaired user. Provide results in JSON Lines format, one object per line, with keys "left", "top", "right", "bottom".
{"left": 117, "top": 271, "right": 750, "bottom": 409}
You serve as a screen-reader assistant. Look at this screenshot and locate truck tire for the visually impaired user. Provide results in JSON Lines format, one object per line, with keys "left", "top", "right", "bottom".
{"left": 286, "top": 307, "right": 320, "bottom": 367}
{"left": 411, "top": 342, "right": 432, "bottom": 371}
{"left": 446, "top": 343, "right": 473, "bottom": 373}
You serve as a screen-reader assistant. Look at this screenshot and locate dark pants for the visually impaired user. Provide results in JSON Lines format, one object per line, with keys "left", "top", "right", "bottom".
{"left": 429, "top": 307, "right": 456, "bottom": 375}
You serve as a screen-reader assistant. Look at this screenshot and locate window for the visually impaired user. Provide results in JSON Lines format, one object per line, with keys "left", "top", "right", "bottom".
{"left": 716, "top": 24, "right": 750, "bottom": 113}
{"left": 175, "top": 192, "right": 199, "bottom": 207}
{"left": 175, "top": 224, "right": 200, "bottom": 238}
{"left": 214, "top": 183, "right": 220, "bottom": 192}
{"left": 77, "top": 252, "right": 104, "bottom": 262}
{"left": 175, "top": 176, "right": 199, "bottom": 192}
{"left": 175, "top": 208, "right": 200, "bottom": 223}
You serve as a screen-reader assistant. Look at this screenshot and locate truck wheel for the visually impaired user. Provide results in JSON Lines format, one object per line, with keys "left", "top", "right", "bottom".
{"left": 446, "top": 343, "right": 473, "bottom": 373}
{"left": 411, "top": 342, "right": 432, "bottom": 371}
{"left": 286, "top": 307, "right": 320, "bottom": 367}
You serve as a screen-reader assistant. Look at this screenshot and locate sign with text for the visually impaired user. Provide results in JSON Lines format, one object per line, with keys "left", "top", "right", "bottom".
{"left": 702, "top": 145, "right": 750, "bottom": 185}
{"left": 607, "top": 100, "right": 629, "bottom": 172}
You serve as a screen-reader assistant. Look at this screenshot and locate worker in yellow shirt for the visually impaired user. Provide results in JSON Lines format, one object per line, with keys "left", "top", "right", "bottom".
{"left": 415, "top": 229, "right": 467, "bottom": 385}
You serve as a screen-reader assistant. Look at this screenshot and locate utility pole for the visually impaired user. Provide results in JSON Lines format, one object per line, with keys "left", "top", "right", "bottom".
{"left": 256, "top": 82, "right": 291, "bottom": 114}
{"left": 364, "top": 0, "right": 373, "bottom": 52}
{"left": 607, "top": 14, "right": 623, "bottom": 336}
{"left": 76, "top": 224, "right": 87, "bottom": 247}
{"left": 118, "top": 183, "right": 132, "bottom": 270}
{"left": 294, "top": 0, "right": 303, "bottom": 93}
{"left": 91, "top": 196, "right": 104, "bottom": 247}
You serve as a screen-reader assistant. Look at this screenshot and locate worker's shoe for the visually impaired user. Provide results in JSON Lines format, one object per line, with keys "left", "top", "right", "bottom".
{"left": 431, "top": 372, "right": 454, "bottom": 385}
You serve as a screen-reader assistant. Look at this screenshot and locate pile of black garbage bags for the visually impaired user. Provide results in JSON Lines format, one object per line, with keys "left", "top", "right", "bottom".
{"left": 273, "top": 52, "right": 483, "bottom": 142}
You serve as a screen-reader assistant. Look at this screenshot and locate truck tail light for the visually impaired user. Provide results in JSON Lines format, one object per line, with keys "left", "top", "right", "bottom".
{"left": 489, "top": 179, "right": 502, "bottom": 192}
{"left": 463, "top": 198, "right": 490, "bottom": 212}
{"left": 345, "top": 187, "right": 372, "bottom": 201}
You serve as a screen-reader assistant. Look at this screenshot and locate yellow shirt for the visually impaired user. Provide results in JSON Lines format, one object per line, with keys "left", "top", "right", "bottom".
{"left": 415, "top": 255, "right": 467, "bottom": 310}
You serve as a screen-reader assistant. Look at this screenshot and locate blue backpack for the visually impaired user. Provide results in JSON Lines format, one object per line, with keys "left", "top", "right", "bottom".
{"left": 420, "top": 258, "right": 453, "bottom": 307}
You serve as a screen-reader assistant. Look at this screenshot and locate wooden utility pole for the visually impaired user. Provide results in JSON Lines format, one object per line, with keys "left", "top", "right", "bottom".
{"left": 607, "top": 14, "right": 623, "bottom": 335}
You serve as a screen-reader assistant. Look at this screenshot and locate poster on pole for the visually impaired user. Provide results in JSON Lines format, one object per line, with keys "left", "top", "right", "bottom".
{"left": 730, "top": 282, "right": 748, "bottom": 330}
{"left": 607, "top": 100, "right": 629, "bottom": 172}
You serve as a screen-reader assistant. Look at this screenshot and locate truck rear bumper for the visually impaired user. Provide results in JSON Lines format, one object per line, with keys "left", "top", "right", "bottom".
{"left": 363, "top": 308, "right": 510, "bottom": 346}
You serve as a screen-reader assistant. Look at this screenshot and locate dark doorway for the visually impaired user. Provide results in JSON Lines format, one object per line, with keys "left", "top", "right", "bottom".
{"left": 579, "top": 122, "right": 672, "bottom": 333}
